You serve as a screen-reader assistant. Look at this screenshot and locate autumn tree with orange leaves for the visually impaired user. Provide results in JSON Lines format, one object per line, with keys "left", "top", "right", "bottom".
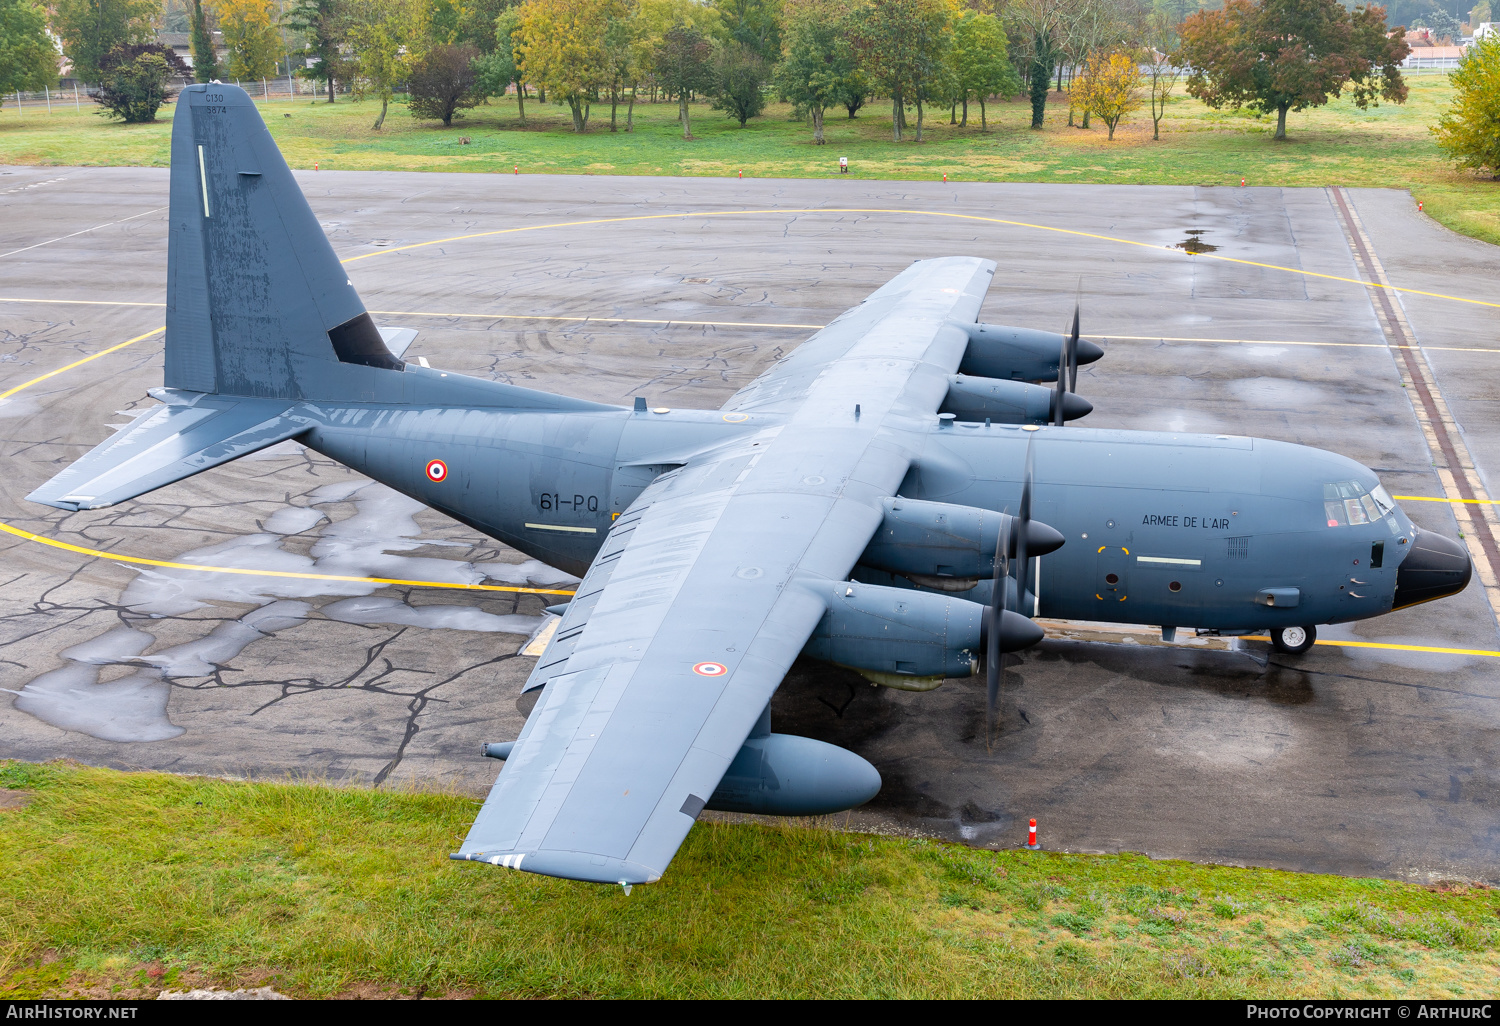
{"left": 1072, "top": 48, "right": 1142, "bottom": 140}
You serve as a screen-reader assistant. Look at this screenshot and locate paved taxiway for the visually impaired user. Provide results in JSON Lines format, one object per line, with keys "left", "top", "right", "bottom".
{"left": 2, "top": 168, "right": 1498, "bottom": 882}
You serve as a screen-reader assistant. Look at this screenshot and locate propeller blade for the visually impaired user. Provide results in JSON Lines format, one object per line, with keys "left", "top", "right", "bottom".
{"left": 1068, "top": 302, "right": 1080, "bottom": 394}
{"left": 986, "top": 514, "right": 1010, "bottom": 744}
{"left": 1053, "top": 331, "right": 1067, "bottom": 427}
{"left": 1015, "top": 437, "right": 1034, "bottom": 612}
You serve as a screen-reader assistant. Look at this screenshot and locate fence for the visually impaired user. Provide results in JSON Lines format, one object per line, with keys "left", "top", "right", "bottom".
{"left": 1401, "top": 57, "right": 1463, "bottom": 73}
{"left": 5, "top": 75, "right": 331, "bottom": 115}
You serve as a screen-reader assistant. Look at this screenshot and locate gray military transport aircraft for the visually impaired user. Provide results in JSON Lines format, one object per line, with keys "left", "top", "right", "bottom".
{"left": 29, "top": 85, "right": 1472, "bottom": 888}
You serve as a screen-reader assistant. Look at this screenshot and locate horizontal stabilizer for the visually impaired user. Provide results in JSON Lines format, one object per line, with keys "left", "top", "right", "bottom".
{"left": 378, "top": 327, "right": 418, "bottom": 359}
{"left": 27, "top": 391, "right": 309, "bottom": 511}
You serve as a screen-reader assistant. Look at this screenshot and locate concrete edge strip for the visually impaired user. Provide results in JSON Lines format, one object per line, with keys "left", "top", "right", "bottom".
{"left": 1328, "top": 186, "right": 1500, "bottom": 626}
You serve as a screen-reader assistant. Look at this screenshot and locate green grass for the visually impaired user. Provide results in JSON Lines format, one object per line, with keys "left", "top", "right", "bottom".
{"left": 2, "top": 76, "right": 1498, "bottom": 246}
{"left": 2, "top": 759, "right": 1498, "bottom": 998}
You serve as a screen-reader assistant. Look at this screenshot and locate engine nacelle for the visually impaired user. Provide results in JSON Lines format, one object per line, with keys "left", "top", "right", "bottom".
{"left": 706, "top": 732, "right": 881, "bottom": 816}
{"left": 804, "top": 581, "right": 984, "bottom": 680}
{"left": 942, "top": 374, "right": 1092, "bottom": 424}
{"left": 959, "top": 322, "right": 1104, "bottom": 382}
{"left": 859, "top": 498, "right": 1065, "bottom": 583}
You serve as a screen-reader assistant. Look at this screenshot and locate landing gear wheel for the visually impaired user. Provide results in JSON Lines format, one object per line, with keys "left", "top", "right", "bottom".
{"left": 1271, "top": 625, "right": 1316, "bottom": 655}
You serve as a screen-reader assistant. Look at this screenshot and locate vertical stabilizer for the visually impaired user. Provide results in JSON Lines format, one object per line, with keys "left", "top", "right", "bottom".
{"left": 166, "top": 83, "right": 402, "bottom": 401}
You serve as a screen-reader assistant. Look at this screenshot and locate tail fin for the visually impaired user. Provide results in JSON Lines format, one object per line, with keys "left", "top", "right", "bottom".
{"left": 167, "top": 83, "right": 402, "bottom": 400}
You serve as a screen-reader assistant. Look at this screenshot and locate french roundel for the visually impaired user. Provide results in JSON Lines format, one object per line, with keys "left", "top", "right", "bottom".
{"left": 425, "top": 459, "right": 448, "bottom": 483}
{"left": 693, "top": 661, "right": 728, "bottom": 677}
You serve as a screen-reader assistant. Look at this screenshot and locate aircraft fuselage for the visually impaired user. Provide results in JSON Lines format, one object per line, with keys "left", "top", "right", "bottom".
{"left": 304, "top": 400, "right": 1446, "bottom": 636}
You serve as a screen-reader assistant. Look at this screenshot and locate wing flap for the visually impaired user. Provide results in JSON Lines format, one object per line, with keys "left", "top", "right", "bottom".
{"left": 27, "top": 392, "right": 309, "bottom": 510}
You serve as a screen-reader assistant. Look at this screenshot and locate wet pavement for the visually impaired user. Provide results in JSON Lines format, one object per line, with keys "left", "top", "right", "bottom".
{"left": 1, "top": 169, "right": 1497, "bottom": 881}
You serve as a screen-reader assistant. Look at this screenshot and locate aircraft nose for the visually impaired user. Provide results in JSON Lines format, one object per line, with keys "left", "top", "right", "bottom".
{"left": 1059, "top": 392, "right": 1093, "bottom": 421}
{"left": 1393, "top": 529, "right": 1472, "bottom": 610}
{"left": 1074, "top": 338, "right": 1105, "bottom": 364}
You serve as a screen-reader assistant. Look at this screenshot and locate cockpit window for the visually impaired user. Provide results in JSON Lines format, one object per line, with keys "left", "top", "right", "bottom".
{"left": 1324, "top": 480, "right": 1390, "bottom": 527}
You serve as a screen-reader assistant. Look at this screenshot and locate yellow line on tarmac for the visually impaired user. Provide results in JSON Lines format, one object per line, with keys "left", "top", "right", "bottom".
{"left": 1247, "top": 636, "right": 1500, "bottom": 658}
{"left": 0, "top": 327, "right": 163, "bottom": 401}
{"left": 0, "top": 522, "right": 577, "bottom": 596}
{"left": 1394, "top": 495, "right": 1500, "bottom": 504}
{"left": 340, "top": 208, "right": 1500, "bottom": 310}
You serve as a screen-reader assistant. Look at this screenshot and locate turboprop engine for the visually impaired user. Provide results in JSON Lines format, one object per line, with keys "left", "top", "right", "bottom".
{"left": 942, "top": 374, "right": 1092, "bottom": 424}
{"left": 801, "top": 580, "right": 1041, "bottom": 689}
{"left": 858, "top": 498, "right": 1064, "bottom": 591}
{"left": 958, "top": 322, "right": 1103, "bottom": 382}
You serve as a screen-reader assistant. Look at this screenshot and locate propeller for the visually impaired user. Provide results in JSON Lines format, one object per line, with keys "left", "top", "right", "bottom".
{"left": 986, "top": 436, "right": 1039, "bottom": 746}
{"left": 1067, "top": 301, "right": 1081, "bottom": 394}
{"left": 985, "top": 513, "right": 1009, "bottom": 745}
{"left": 1016, "top": 437, "right": 1034, "bottom": 607}
{"left": 1051, "top": 301, "right": 1083, "bottom": 426}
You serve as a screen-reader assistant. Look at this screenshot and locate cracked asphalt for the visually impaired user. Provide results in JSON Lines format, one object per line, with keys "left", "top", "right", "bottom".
{"left": 2, "top": 167, "right": 1499, "bottom": 882}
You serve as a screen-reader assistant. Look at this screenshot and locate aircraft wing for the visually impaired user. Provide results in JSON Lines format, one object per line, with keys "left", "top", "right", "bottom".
{"left": 721, "top": 259, "right": 990, "bottom": 415}
{"left": 453, "top": 258, "right": 997, "bottom": 885}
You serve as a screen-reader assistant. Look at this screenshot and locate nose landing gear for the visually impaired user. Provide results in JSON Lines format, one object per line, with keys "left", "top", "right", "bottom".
{"left": 1271, "top": 624, "right": 1316, "bottom": 655}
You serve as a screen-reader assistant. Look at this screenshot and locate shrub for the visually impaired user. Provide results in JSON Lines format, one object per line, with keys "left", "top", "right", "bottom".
{"left": 94, "top": 43, "right": 190, "bottom": 123}
{"left": 408, "top": 42, "right": 482, "bottom": 127}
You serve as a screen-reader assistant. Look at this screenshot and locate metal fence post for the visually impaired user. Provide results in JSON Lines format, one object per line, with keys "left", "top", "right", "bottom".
{"left": 44, "top": 86, "right": 50, "bottom": 113}
{"left": 74, "top": 83, "right": 80, "bottom": 112}
{"left": 15, "top": 91, "right": 20, "bottom": 115}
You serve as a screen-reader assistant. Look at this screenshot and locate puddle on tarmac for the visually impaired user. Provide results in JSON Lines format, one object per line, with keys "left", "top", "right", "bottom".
{"left": 1175, "top": 229, "right": 1219, "bottom": 254}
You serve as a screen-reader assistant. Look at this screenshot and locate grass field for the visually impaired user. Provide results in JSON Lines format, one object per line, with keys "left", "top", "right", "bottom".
{"left": 1, "top": 759, "right": 1497, "bottom": 999}
{"left": 2, "top": 75, "right": 1498, "bottom": 247}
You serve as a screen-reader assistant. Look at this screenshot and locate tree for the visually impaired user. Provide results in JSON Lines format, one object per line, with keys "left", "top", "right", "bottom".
{"left": 457, "top": 0, "right": 511, "bottom": 51}
{"left": 1072, "top": 47, "right": 1141, "bottom": 137}
{"left": 208, "top": 0, "right": 282, "bottom": 81}
{"left": 408, "top": 41, "right": 483, "bottom": 125}
{"left": 348, "top": 0, "right": 424, "bottom": 128}
{"left": 1006, "top": 0, "right": 1069, "bottom": 129}
{"left": 600, "top": 5, "right": 642, "bottom": 131}
{"left": 94, "top": 43, "right": 190, "bottom": 121}
{"left": 1179, "top": 0, "right": 1410, "bottom": 141}
{"left": 713, "top": 0, "right": 782, "bottom": 64}
{"left": 655, "top": 22, "right": 715, "bottom": 137}
{"left": 475, "top": 7, "right": 525, "bottom": 121}
{"left": 1411, "top": 6, "right": 1460, "bottom": 40}
{"left": 1431, "top": 33, "right": 1500, "bottom": 178}
{"left": 1470, "top": 0, "right": 1493, "bottom": 27}
{"left": 189, "top": 0, "right": 221, "bottom": 82}
{"left": 283, "top": 0, "right": 349, "bottom": 102}
{"left": 852, "top": 0, "right": 958, "bottom": 141}
{"left": 1139, "top": 8, "right": 1180, "bottom": 140}
{"left": 516, "top": 0, "right": 627, "bottom": 133}
{"left": 775, "top": 4, "right": 860, "bottom": 142}
{"left": 710, "top": 40, "right": 766, "bottom": 125}
{"left": 0, "top": 0, "right": 57, "bottom": 102}
{"left": 946, "top": 10, "right": 1019, "bottom": 129}
{"left": 50, "top": 0, "right": 158, "bottom": 83}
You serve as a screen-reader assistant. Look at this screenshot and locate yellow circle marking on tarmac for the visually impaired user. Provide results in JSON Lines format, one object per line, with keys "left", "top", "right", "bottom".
{"left": 0, "top": 521, "right": 576, "bottom": 596}
{"left": 340, "top": 208, "right": 1500, "bottom": 310}
{"left": 0, "top": 327, "right": 164, "bottom": 401}
{"left": 4, "top": 208, "right": 1498, "bottom": 636}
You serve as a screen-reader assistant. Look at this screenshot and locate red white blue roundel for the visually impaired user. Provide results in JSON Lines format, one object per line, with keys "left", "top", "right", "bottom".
{"left": 693, "top": 661, "right": 728, "bottom": 677}
{"left": 425, "top": 459, "right": 448, "bottom": 483}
